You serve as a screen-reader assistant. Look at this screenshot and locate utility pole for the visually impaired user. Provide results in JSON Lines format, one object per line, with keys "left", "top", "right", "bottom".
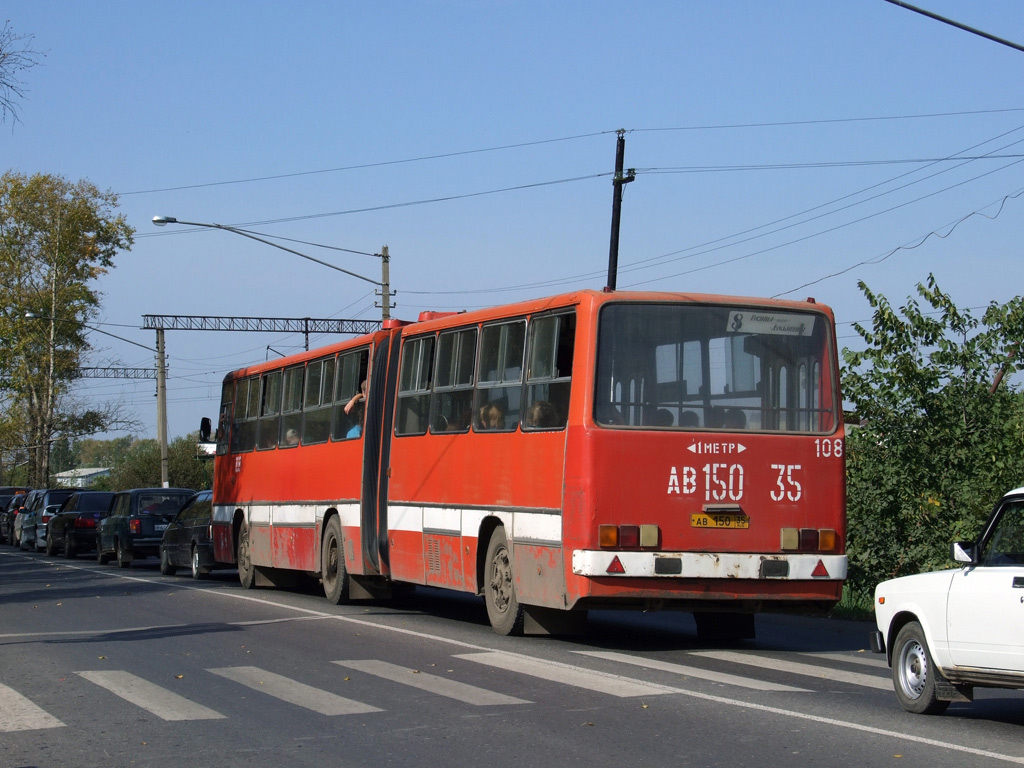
{"left": 155, "top": 329, "right": 169, "bottom": 488}
{"left": 379, "top": 245, "right": 392, "bottom": 321}
{"left": 605, "top": 130, "right": 636, "bottom": 292}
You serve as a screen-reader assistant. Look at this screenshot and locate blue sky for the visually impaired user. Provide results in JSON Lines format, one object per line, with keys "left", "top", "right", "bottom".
{"left": 5, "top": 1, "right": 1024, "bottom": 442}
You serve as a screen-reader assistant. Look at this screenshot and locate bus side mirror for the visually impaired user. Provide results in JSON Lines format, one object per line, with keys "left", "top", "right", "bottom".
{"left": 199, "top": 417, "right": 212, "bottom": 442}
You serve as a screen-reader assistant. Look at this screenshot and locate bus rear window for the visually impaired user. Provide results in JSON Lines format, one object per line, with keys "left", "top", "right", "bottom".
{"left": 595, "top": 303, "right": 836, "bottom": 433}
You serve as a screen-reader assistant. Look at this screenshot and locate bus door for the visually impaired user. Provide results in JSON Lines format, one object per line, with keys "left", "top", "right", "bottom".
{"left": 360, "top": 329, "right": 401, "bottom": 576}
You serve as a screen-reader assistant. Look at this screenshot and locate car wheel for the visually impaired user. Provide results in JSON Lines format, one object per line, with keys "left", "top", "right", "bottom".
{"left": 159, "top": 546, "right": 176, "bottom": 576}
{"left": 190, "top": 545, "right": 206, "bottom": 580}
{"left": 892, "top": 620, "right": 950, "bottom": 715}
{"left": 45, "top": 533, "right": 56, "bottom": 557}
{"left": 97, "top": 539, "right": 110, "bottom": 564}
{"left": 321, "top": 516, "right": 349, "bottom": 604}
{"left": 63, "top": 537, "right": 76, "bottom": 560}
{"left": 484, "top": 526, "right": 524, "bottom": 636}
{"left": 115, "top": 540, "right": 132, "bottom": 569}
{"left": 237, "top": 523, "right": 256, "bottom": 589}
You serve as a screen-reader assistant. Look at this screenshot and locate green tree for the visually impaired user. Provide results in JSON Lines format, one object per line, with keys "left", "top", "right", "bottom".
{"left": 842, "top": 275, "right": 1024, "bottom": 597}
{"left": 97, "top": 434, "right": 212, "bottom": 492}
{"left": 0, "top": 172, "right": 134, "bottom": 486}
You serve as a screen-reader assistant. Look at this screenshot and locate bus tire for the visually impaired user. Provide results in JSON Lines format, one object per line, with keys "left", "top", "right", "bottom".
{"left": 238, "top": 523, "right": 256, "bottom": 589}
{"left": 892, "top": 621, "right": 949, "bottom": 715}
{"left": 321, "top": 516, "right": 350, "bottom": 605}
{"left": 484, "top": 527, "right": 524, "bottom": 636}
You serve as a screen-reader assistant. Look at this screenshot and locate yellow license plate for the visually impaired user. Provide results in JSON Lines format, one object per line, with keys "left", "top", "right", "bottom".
{"left": 691, "top": 513, "right": 749, "bottom": 529}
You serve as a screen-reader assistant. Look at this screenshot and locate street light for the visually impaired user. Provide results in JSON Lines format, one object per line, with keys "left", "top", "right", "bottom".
{"left": 25, "top": 312, "right": 171, "bottom": 489}
{"left": 151, "top": 216, "right": 392, "bottom": 320}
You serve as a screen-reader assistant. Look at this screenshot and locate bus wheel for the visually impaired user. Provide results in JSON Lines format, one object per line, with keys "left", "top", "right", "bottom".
{"left": 321, "top": 517, "right": 350, "bottom": 605}
{"left": 237, "top": 524, "right": 256, "bottom": 589}
{"left": 484, "top": 527, "right": 524, "bottom": 636}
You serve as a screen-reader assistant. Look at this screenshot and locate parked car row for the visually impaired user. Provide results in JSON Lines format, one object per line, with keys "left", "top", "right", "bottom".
{"left": 1, "top": 486, "right": 227, "bottom": 580}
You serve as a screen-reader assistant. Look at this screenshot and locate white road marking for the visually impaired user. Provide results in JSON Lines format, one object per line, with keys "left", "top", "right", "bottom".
{"left": 335, "top": 659, "right": 530, "bottom": 705}
{"left": 209, "top": 666, "right": 381, "bottom": 716}
{"left": 575, "top": 650, "right": 811, "bottom": 692}
{"left": 689, "top": 650, "right": 891, "bottom": 690}
{"left": 75, "top": 670, "right": 225, "bottom": 721}
{"left": 0, "top": 683, "right": 65, "bottom": 732}
{"left": 454, "top": 651, "right": 677, "bottom": 698}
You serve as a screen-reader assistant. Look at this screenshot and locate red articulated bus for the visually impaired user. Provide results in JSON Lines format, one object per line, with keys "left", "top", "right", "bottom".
{"left": 208, "top": 289, "right": 846, "bottom": 638}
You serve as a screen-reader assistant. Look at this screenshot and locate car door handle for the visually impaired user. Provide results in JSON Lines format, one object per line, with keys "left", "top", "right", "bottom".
{"left": 1013, "top": 577, "right": 1024, "bottom": 588}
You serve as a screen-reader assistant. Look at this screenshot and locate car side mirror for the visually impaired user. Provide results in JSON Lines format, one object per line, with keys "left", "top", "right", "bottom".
{"left": 951, "top": 541, "right": 976, "bottom": 565}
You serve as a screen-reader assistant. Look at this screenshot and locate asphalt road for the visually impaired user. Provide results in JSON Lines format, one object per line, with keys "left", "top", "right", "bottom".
{"left": 1, "top": 548, "right": 1022, "bottom": 768}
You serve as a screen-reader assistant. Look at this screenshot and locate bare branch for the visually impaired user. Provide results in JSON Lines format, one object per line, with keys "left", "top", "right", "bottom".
{"left": 0, "top": 20, "right": 45, "bottom": 126}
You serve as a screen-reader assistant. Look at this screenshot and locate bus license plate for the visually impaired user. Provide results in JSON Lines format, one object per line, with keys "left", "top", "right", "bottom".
{"left": 691, "top": 513, "right": 749, "bottom": 529}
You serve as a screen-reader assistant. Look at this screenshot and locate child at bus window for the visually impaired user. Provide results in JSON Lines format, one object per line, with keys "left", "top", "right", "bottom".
{"left": 344, "top": 380, "right": 367, "bottom": 438}
{"left": 525, "top": 400, "right": 560, "bottom": 429}
{"left": 724, "top": 408, "right": 747, "bottom": 429}
{"left": 679, "top": 410, "right": 700, "bottom": 427}
{"left": 284, "top": 428, "right": 300, "bottom": 446}
{"left": 478, "top": 403, "right": 504, "bottom": 430}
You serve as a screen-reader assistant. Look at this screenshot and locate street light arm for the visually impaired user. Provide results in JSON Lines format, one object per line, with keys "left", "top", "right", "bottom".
{"left": 152, "top": 216, "right": 381, "bottom": 287}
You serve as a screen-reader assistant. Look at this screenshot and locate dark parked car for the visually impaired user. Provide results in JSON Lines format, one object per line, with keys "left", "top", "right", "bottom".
{"left": 18, "top": 489, "right": 74, "bottom": 551}
{"left": 0, "top": 488, "right": 30, "bottom": 544}
{"left": 159, "top": 490, "right": 228, "bottom": 579}
{"left": 97, "top": 488, "right": 195, "bottom": 567}
{"left": 46, "top": 491, "right": 115, "bottom": 558}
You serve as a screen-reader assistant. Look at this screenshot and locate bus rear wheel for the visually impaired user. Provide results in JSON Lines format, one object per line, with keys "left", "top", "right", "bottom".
{"left": 237, "top": 523, "right": 256, "bottom": 589}
{"left": 321, "top": 517, "right": 349, "bottom": 604}
{"left": 484, "top": 527, "right": 524, "bottom": 636}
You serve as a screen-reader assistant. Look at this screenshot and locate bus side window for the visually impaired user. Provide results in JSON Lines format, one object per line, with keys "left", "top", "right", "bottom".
{"left": 302, "top": 355, "right": 335, "bottom": 445}
{"left": 474, "top": 320, "right": 524, "bottom": 432}
{"left": 396, "top": 336, "right": 434, "bottom": 436}
{"left": 216, "top": 380, "right": 233, "bottom": 456}
{"left": 524, "top": 312, "right": 574, "bottom": 430}
{"left": 333, "top": 348, "right": 369, "bottom": 440}
{"left": 231, "top": 376, "right": 259, "bottom": 453}
{"left": 431, "top": 328, "right": 476, "bottom": 433}
{"left": 257, "top": 370, "right": 282, "bottom": 450}
{"left": 278, "top": 365, "right": 304, "bottom": 447}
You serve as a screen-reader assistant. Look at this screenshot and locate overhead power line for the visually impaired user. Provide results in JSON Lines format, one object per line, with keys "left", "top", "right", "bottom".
{"left": 883, "top": 0, "right": 1024, "bottom": 54}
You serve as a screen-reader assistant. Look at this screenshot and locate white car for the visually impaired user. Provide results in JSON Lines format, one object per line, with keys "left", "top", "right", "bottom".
{"left": 871, "top": 486, "right": 1024, "bottom": 714}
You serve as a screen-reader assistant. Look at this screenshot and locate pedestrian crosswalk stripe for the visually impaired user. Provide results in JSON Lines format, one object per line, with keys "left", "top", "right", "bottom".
{"left": 574, "top": 650, "right": 812, "bottom": 692}
{"left": 334, "top": 660, "right": 531, "bottom": 706}
{"left": 688, "top": 651, "right": 891, "bottom": 690}
{"left": 0, "top": 683, "right": 64, "bottom": 732}
{"left": 75, "top": 670, "right": 225, "bottom": 720}
{"left": 454, "top": 652, "right": 678, "bottom": 698}
{"left": 209, "top": 666, "right": 381, "bottom": 716}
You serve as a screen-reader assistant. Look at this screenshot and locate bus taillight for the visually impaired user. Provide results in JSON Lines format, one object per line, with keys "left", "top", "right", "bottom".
{"left": 780, "top": 527, "right": 838, "bottom": 553}
{"left": 599, "top": 524, "right": 660, "bottom": 549}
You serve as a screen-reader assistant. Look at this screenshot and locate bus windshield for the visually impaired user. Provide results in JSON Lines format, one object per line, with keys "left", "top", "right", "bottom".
{"left": 595, "top": 302, "right": 837, "bottom": 433}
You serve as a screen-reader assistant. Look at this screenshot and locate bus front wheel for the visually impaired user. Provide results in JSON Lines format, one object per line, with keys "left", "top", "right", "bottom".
{"left": 484, "top": 527, "right": 524, "bottom": 636}
{"left": 237, "top": 523, "right": 256, "bottom": 589}
{"left": 321, "top": 517, "right": 350, "bottom": 605}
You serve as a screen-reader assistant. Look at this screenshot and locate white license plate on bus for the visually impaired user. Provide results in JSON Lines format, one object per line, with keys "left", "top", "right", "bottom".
{"left": 691, "top": 513, "right": 749, "bottom": 529}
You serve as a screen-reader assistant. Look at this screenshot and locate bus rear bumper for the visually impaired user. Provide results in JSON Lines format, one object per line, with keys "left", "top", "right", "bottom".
{"left": 571, "top": 550, "right": 847, "bottom": 580}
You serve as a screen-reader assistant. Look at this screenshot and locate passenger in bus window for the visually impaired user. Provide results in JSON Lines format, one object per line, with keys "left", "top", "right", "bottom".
{"left": 525, "top": 400, "right": 560, "bottom": 429}
{"left": 478, "top": 402, "right": 504, "bottom": 430}
{"left": 724, "top": 408, "right": 747, "bottom": 429}
{"left": 284, "top": 428, "right": 300, "bottom": 446}
{"left": 680, "top": 410, "right": 700, "bottom": 427}
{"left": 344, "top": 379, "right": 368, "bottom": 438}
